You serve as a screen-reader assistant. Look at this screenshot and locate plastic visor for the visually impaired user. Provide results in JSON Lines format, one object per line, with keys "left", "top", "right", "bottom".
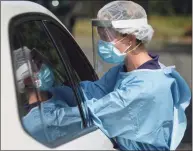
{"left": 91, "top": 19, "right": 123, "bottom": 77}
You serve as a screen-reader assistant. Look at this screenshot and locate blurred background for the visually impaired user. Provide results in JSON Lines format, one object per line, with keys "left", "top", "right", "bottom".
{"left": 29, "top": 0, "right": 192, "bottom": 150}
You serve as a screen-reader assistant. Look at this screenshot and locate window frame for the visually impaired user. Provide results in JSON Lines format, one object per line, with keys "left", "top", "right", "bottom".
{"left": 42, "top": 21, "right": 94, "bottom": 126}
{"left": 43, "top": 20, "right": 98, "bottom": 81}
{"left": 9, "top": 13, "right": 99, "bottom": 148}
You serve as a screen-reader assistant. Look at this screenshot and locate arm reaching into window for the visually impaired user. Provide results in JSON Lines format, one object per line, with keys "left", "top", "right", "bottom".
{"left": 80, "top": 64, "right": 122, "bottom": 100}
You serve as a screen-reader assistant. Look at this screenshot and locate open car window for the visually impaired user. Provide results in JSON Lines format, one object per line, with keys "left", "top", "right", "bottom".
{"left": 10, "top": 20, "right": 89, "bottom": 148}
{"left": 43, "top": 21, "right": 97, "bottom": 126}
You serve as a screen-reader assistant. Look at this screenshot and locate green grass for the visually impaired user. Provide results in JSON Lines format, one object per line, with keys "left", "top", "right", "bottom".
{"left": 74, "top": 15, "right": 192, "bottom": 39}
{"left": 149, "top": 16, "right": 192, "bottom": 39}
{"left": 74, "top": 19, "right": 92, "bottom": 36}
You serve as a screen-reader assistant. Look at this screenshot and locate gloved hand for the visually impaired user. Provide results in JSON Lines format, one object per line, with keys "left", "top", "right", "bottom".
{"left": 14, "top": 47, "right": 31, "bottom": 93}
{"left": 16, "top": 63, "right": 31, "bottom": 93}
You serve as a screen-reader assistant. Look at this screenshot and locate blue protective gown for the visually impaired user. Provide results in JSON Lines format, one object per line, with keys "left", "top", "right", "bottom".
{"left": 80, "top": 63, "right": 191, "bottom": 150}
{"left": 22, "top": 86, "right": 82, "bottom": 144}
{"left": 22, "top": 63, "right": 191, "bottom": 150}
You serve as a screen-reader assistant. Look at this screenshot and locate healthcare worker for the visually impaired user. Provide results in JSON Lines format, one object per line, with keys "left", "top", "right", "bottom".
{"left": 80, "top": 1, "right": 191, "bottom": 150}
{"left": 14, "top": 1, "right": 191, "bottom": 150}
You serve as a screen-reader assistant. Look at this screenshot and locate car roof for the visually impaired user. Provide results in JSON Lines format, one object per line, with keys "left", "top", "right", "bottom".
{"left": 1, "top": 1, "right": 67, "bottom": 33}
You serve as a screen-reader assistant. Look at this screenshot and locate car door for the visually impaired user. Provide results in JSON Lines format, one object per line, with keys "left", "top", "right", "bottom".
{"left": 7, "top": 11, "right": 114, "bottom": 151}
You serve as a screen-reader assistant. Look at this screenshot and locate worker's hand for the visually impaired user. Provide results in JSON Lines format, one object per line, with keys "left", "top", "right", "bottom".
{"left": 14, "top": 46, "right": 31, "bottom": 93}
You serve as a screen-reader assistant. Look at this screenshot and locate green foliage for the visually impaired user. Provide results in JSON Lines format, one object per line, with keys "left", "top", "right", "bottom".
{"left": 148, "top": 1, "right": 175, "bottom": 16}
{"left": 149, "top": 15, "right": 192, "bottom": 38}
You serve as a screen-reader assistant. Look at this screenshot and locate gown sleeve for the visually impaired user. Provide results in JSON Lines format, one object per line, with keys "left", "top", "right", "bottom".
{"left": 80, "top": 65, "right": 122, "bottom": 100}
{"left": 47, "top": 71, "right": 158, "bottom": 144}
{"left": 85, "top": 81, "right": 159, "bottom": 142}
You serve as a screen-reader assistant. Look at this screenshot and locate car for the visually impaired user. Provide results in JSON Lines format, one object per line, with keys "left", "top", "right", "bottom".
{"left": 1, "top": 1, "right": 115, "bottom": 150}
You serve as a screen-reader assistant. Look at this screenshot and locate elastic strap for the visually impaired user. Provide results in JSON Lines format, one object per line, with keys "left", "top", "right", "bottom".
{"left": 125, "top": 42, "right": 142, "bottom": 54}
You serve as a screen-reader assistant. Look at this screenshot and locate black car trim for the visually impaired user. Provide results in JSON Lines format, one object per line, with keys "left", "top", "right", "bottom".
{"left": 42, "top": 21, "right": 87, "bottom": 128}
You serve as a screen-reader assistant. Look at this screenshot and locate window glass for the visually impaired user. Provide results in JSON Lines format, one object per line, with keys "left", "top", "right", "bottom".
{"left": 11, "top": 21, "right": 86, "bottom": 147}
{"left": 44, "top": 22, "right": 95, "bottom": 125}
{"left": 44, "top": 21, "right": 98, "bottom": 82}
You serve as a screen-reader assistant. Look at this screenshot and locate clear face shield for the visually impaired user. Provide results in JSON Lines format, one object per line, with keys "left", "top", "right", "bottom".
{"left": 92, "top": 20, "right": 124, "bottom": 78}
{"left": 91, "top": 18, "right": 152, "bottom": 77}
